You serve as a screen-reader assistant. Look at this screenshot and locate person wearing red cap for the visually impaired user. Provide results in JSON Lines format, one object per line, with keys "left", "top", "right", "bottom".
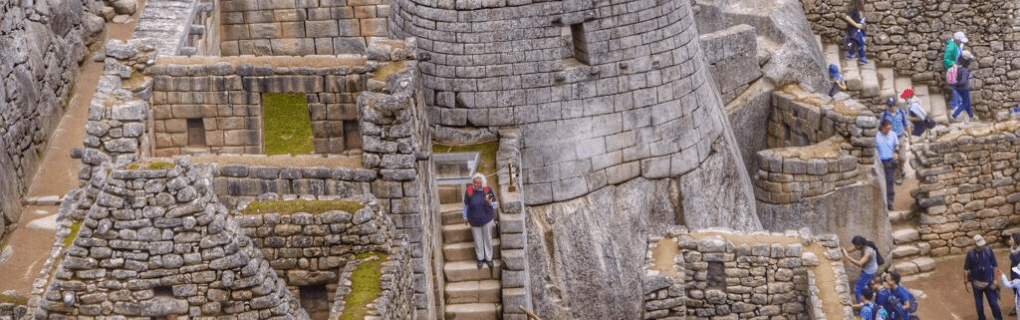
{"left": 884, "top": 93, "right": 911, "bottom": 184}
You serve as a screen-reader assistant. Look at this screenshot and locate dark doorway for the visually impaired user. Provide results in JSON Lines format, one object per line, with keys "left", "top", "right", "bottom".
{"left": 299, "top": 284, "right": 330, "bottom": 320}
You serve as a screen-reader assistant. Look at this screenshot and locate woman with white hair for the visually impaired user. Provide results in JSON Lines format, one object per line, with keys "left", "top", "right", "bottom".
{"left": 464, "top": 173, "right": 497, "bottom": 269}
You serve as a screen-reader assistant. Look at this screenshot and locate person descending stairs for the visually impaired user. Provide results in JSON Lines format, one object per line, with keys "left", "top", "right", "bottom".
{"left": 440, "top": 177, "right": 503, "bottom": 320}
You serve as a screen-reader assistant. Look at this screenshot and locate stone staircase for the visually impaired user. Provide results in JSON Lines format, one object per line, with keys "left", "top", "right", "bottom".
{"left": 440, "top": 203, "right": 502, "bottom": 320}
{"left": 820, "top": 40, "right": 952, "bottom": 124}
{"left": 886, "top": 210, "right": 936, "bottom": 276}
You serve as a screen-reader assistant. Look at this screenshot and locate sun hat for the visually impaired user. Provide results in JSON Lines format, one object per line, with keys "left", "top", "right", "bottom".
{"left": 974, "top": 234, "right": 987, "bottom": 246}
{"left": 954, "top": 31, "right": 969, "bottom": 43}
{"left": 900, "top": 89, "right": 914, "bottom": 99}
{"left": 886, "top": 98, "right": 896, "bottom": 106}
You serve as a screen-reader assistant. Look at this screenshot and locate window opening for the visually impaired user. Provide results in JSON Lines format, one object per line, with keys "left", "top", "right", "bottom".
{"left": 187, "top": 118, "right": 206, "bottom": 147}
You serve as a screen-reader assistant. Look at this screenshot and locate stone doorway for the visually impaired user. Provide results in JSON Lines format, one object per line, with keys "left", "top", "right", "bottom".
{"left": 299, "top": 284, "right": 330, "bottom": 320}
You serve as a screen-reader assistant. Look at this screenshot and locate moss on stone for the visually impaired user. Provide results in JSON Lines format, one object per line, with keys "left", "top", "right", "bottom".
{"left": 63, "top": 220, "right": 82, "bottom": 247}
{"left": 126, "top": 161, "right": 174, "bottom": 170}
{"left": 0, "top": 293, "right": 28, "bottom": 305}
{"left": 241, "top": 200, "right": 364, "bottom": 215}
{"left": 340, "top": 252, "right": 387, "bottom": 320}
{"left": 263, "top": 93, "right": 314, "bottom": 156}
{"left": 372, "top": 61, "right": 406, "bottom": 82}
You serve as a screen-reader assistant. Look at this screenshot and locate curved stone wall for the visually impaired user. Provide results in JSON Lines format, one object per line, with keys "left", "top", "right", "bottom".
{"left": 389, "top": 0, "right": 757, "bottom": 216}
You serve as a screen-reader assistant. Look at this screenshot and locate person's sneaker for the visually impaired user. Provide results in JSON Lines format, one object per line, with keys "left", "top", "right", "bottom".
{"left": 859, "top": 58, "right": 868, "bottom": 65}
{"left": 887, "top": 204, "right": 893, "bottom": 210}
{"left": 486, "top": 260, "right": 494, "bottom": 269}
{"left": 895, "top": 178, "right": 903, "bottom": 185}
{"left": 477, "top": 260, "right": 484, "bottom": 269}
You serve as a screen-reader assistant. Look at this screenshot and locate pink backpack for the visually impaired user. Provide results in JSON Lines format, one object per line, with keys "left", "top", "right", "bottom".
{"left": 947, "top": 66, "right": 958, "bottom": 84}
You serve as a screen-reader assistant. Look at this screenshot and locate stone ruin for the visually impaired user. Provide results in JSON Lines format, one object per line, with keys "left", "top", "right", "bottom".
{"left": 4, "top": 0, "right": 1020, "bottom": 317}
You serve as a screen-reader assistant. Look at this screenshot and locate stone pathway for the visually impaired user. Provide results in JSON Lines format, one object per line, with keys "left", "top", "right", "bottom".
{"left": 0, "top": 11, "right": 143, "bottom": 298}
{"left": 440, "top": 203, "right": 503, "bottom": 319}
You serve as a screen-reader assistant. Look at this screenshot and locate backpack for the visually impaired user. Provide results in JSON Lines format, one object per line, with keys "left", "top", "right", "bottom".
{"left": 863, "top": 302, "right": 888, "bottom": 320}
{"left": 946, "top": 66, "right": 958, "bottom": 84}
{"left": 943, "top": 39, "right": 959, "bottom": 70}
{"left": 466, "top": 186, "right": 490, "bottom": 197}
{"left": 882, "top": 109, "right": 908, "bottom": 131}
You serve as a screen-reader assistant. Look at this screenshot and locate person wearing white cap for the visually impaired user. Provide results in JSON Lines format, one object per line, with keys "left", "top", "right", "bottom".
{"left": 964, "top": 234, "right": 1003, "bottom": 320}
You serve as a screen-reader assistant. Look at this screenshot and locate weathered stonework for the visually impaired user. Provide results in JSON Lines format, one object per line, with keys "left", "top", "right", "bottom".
{"left": 802, "top": 0, "right": 1020, "bottom": 119}
{"left": 914, "top": 123, "right": 1020, "bottom": 256}
{"left": 642, "top": 228, "right": 851, "bottom": 320}
{"left": 0, "top": 0, "right": 104, "bottom": 239}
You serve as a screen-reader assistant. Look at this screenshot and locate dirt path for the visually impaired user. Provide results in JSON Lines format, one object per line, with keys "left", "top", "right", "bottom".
{"left": 905, "top": 249, "right": 1017, "bottom": 320}
{"left": 0, "top": 12, "right": 142, "bottom": 297}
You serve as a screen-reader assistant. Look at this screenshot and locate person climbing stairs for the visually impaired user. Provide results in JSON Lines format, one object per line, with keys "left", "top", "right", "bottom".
{"left": 440, "top": 202, "right": 503, "bottom": 319}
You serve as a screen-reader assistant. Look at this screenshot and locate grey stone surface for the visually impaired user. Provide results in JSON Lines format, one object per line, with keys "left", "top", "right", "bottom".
{"left": 525, "top": 178, "right": 677, "bottom": 320}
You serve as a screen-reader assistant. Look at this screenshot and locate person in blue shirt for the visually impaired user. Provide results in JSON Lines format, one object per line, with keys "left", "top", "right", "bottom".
{"left": 829, "top": 64, "right": 848, "bottom": 97}
{"left": 859, "top": 286, "right": 888, "bottom": 320}
{"left": 463, "top": 173, "right": 497, "bottom": 269}
{"left": 885, "top": 95, "right": 910, "bottom": 185}
{"left": 964, "top": 234, "right": 1002, "bottom": 320}
{"left": 883, "top": 272, "right": 917, "bottom": 320}
{"left": 876, "top": 119, "right": 899, "bottom": 210}
{"left": 952, "top": 52, "right": 975, "bottom": 122}
{"left": 998, "top": 266, "right": 1020, "bottom": 318}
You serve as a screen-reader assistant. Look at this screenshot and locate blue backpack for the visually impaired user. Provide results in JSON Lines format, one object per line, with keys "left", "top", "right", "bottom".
{"left": 862, "top": 302, "right": 888, "bottom": 320}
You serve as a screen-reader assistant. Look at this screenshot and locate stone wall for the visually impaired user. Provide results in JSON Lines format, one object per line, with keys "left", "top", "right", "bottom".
{"left": 36, "top": 159, "right": 309, "bottom": 319}
{"left": 329, "top": 240, "right": 414, "bottom": 320}
{"left": 208, "top": 162, "right": 375, "bottom": 206}
{"left": 146, "top": 57, "right": 371, "bottom": 156}
{"left": 769, "top": 86, "right": 879, "bottom": 165}
{"left": 754, "top": 140, "right": 860, "bottom": 205}
{"left": 218, "top": 0, "right": 390, "bottom": 56}
{"left": 757, "top": 86, "right": 892, "bottom": 256}
{"left": 914, "top": 122, "right": 1020, "bottom": 255}
{"left": 642, "top": 228, "right": 852, "bottom": 320}
{"left": 0, "top": 0, "right": 103, "bottom": 239}
{"left": 234, "top": 200, "right": 405, "bottom": 319}
{"left": 389, "top": 0, "right": 760, "bottom": 225}
{"left": 801, "top": 0, "right": 1020, "bottom": 119}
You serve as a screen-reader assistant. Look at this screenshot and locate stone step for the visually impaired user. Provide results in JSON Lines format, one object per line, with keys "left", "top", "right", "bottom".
{"left": 23, "top": 195, "right": 62, "bottom": 206}
{"left": 887, "top": 210, "right": 912, "bottom": 224}
{"left": 929, "top": 90, "right": 949, "bottom": 124}
{"left": 891, "top": 245, "right": 920, "bottom": 259}
{"left": 444, "top": 303, "right": 499, "bottom": 320}
{"left": 892, "top": 227, "right": 920, "bottom": 245}
{"left": 443, "top": 240, "right": 502, "bottom": 262}
{"left": 444, "top": 260, "right": 502, "bottom": 282}
{"left": 877, "top": 68, "right": 896, "bottom": 100}
{"left": 842, "top": 52, "right": 863, "bottom": 92}
{"left": 443, "top": 209, "right": 466, "bottom": 225}
{"left": 444, "top": 223, "right": 479, "bottom": 244}
{"left": 859, "top": 62, "right": 880, "bottom": 98}
{"left": 445, "top": 280, "right": 501, "bottom": 304}
{"left": 889, "top": 256, "right": 936, "bottom": 276}
{"left": 893, "top": 77, "right": 912, "bottom": 103}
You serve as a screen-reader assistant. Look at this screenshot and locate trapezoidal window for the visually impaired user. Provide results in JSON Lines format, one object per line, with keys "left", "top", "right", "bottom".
{"left": 569, "top": 23, "right": 590, "bottom": 65}
{"left": 186, "top": 118, "right": 206, "bottom": 147}
{"left": 343, "top": 120, "right": 361, "bottom": 150}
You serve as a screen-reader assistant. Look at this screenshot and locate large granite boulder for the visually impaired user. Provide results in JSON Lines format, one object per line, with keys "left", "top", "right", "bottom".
{"left": 526, "top": 178, "right": 676, "bottom": 320}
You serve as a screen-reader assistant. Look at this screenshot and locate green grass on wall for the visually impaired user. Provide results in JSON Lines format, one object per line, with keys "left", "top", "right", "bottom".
{"left": 263, "top": 93, "right": 314, "bottom": 155}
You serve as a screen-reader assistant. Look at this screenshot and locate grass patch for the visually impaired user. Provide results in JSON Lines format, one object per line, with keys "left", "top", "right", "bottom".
{"left": 340, "top": 252, "right": 387, "bottom": 320}
{"left": 0, "top": 293, "right": 28, "bottom": 305}
{"left": 63, "top": 220, "right": 83, "bottom": 248}
{"left": 432, "top": 140, "right": 500, "bottom": 187}
{"left": 263, "top": 93, "right": 314, "bottom": 155}
{"left": 241, "top": 200, "right": 364, "bottom": 215}
{"left": 372, "top": 61, "right": 406, "bottom": 82}
{"left": 126, "top": 161, "right": 174, "bottom": 170}
{"left": 122, "top": 71, "right": 146, "bottom": 88}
